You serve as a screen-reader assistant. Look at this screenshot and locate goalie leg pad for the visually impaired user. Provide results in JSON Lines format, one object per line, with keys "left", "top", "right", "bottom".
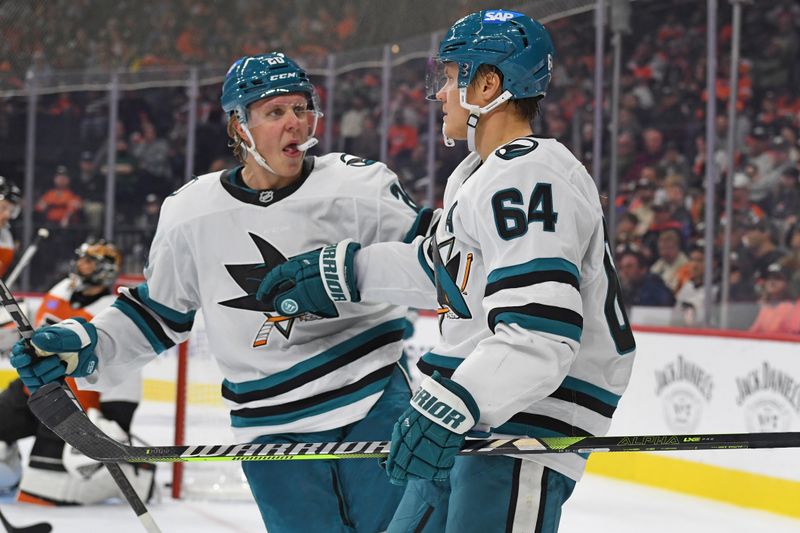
{"left": 0, "top": 441, "right": 22, "bottom": 492}
{"left": 18, "top": 461, "right": 155, "bottom": 506}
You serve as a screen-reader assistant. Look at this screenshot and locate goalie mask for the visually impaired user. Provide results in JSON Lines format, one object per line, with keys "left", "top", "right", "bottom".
{"left": 73, "top": 240, "right": 122, "bottom": 289}
{"left": 428, "top": 10, "right": 555, "bottom": 150}
{"left": 0, "top": 176, "right": 22, "bottom": 220}
{"left": 220, "top": 52, "right": 323, "bottom": 172}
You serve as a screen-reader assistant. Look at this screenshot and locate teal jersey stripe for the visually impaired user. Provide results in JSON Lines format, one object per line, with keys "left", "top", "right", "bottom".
{"left": 112, "top": 299, "right": 170, "bottom": 354}
{"left": 224, "top": 318, "right": 407, "bottom": 394}
{"left": 402, "top": 207, "right": 433, "bottom": 243}
{"left": 487, "top": 257, "right": 580, "bottom": 285}
{"left": 561, "top": 376, "right": 620, "bottom": 408}
{"left": 231, "top": 375, "right": 391, "bottom": 427}
{"left": 494, "top": 312, "right": 582, "bottom": 343}
{"left": 137, "top": 283, "right": 196, "bottom": 325}
{"left": 417, "top": 242, "right": 435, "bottom": 284}
{"left": 420, "top": 352, "right": 464, "bottom": 370}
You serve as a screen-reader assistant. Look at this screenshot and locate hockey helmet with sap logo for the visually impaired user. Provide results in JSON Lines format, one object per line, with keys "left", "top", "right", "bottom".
{"left": 428, "top": 10, "right": 555, "bottom": 150}
{"left": 74, "top": 240, "right": 122, "bottom": 288}
{"left": 0, "top": 176, "right": 22, "bottom": 219}
{"left": 432, "top": 10, "right": 554, "bottom": 100}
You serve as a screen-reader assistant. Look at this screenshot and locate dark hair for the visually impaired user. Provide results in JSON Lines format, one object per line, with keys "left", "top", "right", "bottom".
{"left": 620, "top": 212, "right": 640, "bottom": 225}
{"left": 618, "top": 247, "right": 647, "bottom": 269}
{"left": 658, "top": 228, "right": 683, "bottom": 247}
{"left": 471, "top": 64, "right": 541, "bottom": 123}
{"left": 687, "top": 244, "right": 705, "bottom": 257}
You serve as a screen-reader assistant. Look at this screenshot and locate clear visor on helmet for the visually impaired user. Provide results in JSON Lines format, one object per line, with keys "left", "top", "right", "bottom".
{"left": 425, "top": 58, "right": 460, "bottom": 101}
{"left": 245, "top": 92, "right": 323, "bottom": 139}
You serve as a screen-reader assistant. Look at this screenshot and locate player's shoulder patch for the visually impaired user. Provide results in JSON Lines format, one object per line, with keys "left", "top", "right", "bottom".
{"left": 339, "top": 153, "right": 377, "bottom": 167}
{"left": 494, "top": 137, "right": 539, "bottom": 160}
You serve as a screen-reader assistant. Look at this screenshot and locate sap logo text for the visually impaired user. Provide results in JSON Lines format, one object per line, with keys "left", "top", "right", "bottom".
{"left": 270, "top": 72, "right": 297, "bottom": 81}
{"left": 483, "top": 10, "right": 521, "bottom": 23}
{"left": 412, "top": 389, "right": 467, "bottom": 429}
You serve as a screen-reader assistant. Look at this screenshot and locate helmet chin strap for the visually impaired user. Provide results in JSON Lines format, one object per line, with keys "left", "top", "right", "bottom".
{"left": 457, "top": 87, "right": 513, "bottom": 152}
{"left": 240, "top": 125, "right": 319, "bottom": 175}
{"left": 240, "top": 122, "right": 280, "bottom": 175}
{"left": 442, "top": 123, "right": 455, "bottom": 147}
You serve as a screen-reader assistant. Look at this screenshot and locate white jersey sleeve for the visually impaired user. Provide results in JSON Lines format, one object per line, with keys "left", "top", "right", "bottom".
{"left": 355, "top": 234, "right": 440, "bottom": 309}
{"left": 87, "top": 192, "right": 200, "bottom": 390}
{"left": 352, "top": 160, "right": 441, "bottom": 309}
{"left": 356, "top": 161, "right": 436, "bottom": 246}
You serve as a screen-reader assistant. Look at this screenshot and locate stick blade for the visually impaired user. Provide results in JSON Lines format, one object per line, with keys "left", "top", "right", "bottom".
{"left": 28, "top": 383, "right": 134, "bottom": 462}
{"left": 0, "top": 507, "right": 52, "bottom": 533}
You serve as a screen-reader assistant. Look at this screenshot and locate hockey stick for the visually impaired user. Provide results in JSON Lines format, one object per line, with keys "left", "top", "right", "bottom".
{"left": 4, "top": 229, "right": 49, "bottom": 289}
{"left": 29, "top": 382, "right": 800, "bottom": 463}
{"left": 0, "top": 279, "right": 162, "bottom": 533}
{"left": 0, "top": 507, "right": 52, "bottom": 533}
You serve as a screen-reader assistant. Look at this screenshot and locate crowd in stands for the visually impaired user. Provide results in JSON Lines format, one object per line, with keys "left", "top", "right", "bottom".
{"left": 0, "top": 0, "right": 799, "bottom": 333}
{"left": 0, "top": 0, "right": 486, "bottom": 87}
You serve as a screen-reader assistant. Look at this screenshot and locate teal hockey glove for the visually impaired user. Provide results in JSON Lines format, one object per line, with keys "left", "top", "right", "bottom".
{"left": 10, "top": 318, "right": 99, "bottom": 393}
{"left": 256, "top": 239, "right": 361, "bottom": 319}
{"left": 386, "top": 371, "right": 479, "bottom": 486}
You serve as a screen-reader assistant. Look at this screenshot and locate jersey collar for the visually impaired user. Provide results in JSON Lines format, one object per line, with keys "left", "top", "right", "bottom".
{"left": 219, "top": 157, "right": 315, "bottom": 207}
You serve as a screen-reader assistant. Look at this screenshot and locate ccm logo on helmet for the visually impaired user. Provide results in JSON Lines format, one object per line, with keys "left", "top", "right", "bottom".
{"left": 412, "top": 388, "right": 468, "bottom": 430}
{"left": 483, "top": 10, "right": 520, "bottom": 23}
{"left": 270, "top": 72, "right": 297, "bottom": 81}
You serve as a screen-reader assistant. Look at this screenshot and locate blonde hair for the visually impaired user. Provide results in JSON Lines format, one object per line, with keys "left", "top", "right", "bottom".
{"left": 226, "top": 115, "right": 247, "bottom": 163}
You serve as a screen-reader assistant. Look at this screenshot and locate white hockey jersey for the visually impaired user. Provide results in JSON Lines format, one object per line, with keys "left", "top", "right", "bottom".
{"left": 84, "top": 154, "right": 433, "bottom": 441}
{"left": 356, "top": 137, "right": 637, "bottom": 480}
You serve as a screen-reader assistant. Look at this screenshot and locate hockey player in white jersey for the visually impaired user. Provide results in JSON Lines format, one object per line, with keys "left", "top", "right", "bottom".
{"left": 257, "top": 11, "right": 637, "bottom": 533}
{"left": 10, "top": 53, "right": 435, "bottom": 532}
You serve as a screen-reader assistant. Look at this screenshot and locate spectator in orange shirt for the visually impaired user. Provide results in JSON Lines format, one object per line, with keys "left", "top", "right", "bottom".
{"left": 34, "top": 166, "right": 83, "bottom": 228}
{"left": 387, "top": 112, "right": 418, "bottom": 165}
{"left": 748, "top": 263, "right": 799, "bottom": 334}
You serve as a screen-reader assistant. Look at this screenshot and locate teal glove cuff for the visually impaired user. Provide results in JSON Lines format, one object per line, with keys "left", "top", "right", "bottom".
{"left": 10, "top": 317, "right": 99, "bottom": 392}
{"left": 317, "top": 239, "right": 361, "bottom": 304}
{"left": 410, "top": 372, "right": 480, "bottom": 435}
{"left": 385, "top": 371, "right": 480, "bottom": 485}
{"left": 256, "top": 239, "right": 362, "bottom": 319}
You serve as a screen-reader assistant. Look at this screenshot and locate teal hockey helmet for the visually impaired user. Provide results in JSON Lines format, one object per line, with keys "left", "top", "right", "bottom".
{"left": 436, "top": 9, "right": 555, "bottom": 100}
{"left": 220, "top": 53, "right": 318, "bottom": 125}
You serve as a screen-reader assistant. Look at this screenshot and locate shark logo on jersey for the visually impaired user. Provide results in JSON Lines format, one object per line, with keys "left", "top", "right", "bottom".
{"left": 431, "top": 235, "right": 472, "bottom": 332}
{"left": 219, "top": 232, "right": 311, "bottom": 347}
{"left": 495, "top": 137, "right": 538, "bottom": 160}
